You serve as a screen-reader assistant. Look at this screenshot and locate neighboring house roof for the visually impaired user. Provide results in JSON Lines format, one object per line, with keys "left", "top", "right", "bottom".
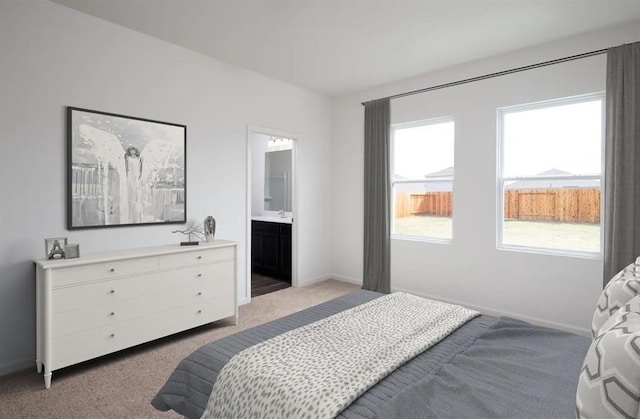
{"left": 395, "top": 168, "right": 599, "bottom": 194}
{"left": 422, "top": 166, "right": 453, "bottom": 192}
{"left": 393, "top": 178, "right": 427, "bottom": 193}
{"left": 425, "top": 166, "right": 454, "bottom": 177}
{"left": 393, "top": 167, "right": 454, "bottom": 193}
{"left": 505, "top": 169, "right": 600, "bottom": 189}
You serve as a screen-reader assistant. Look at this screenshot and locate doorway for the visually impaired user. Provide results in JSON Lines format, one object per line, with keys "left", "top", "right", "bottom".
{"left": 246, "top": 126, "right": 297, "bottom": 300}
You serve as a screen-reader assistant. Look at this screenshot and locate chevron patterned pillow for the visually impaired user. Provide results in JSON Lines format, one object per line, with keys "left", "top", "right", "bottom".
{"left": 577, "top": 297, "right": 640, "bottom": 419}
{"left": 592, "top": 260, "right": 640, "bottom": 338}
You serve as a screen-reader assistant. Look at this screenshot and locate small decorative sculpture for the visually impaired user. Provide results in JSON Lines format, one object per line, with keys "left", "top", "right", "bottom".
{"left": 172, "top": 221, "right": 205, "bottom": 246}
{"left": 204, "top": 216, "right": 216, "bottom": 242}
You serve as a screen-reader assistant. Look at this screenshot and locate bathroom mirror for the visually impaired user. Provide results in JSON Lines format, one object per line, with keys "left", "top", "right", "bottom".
{"left": 264, "top": 149, "right": 292, "bottom": 212}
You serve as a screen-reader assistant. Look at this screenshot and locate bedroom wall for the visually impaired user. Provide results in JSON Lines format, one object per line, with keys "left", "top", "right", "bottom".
{"left": 0, "top": 0, "right": 332, "bottom": 375}
{"left": 250, "top": 133, "right": 269, "bottom": 217}
{"left": 331, "top": 21, "right": 640, "bottom": 335}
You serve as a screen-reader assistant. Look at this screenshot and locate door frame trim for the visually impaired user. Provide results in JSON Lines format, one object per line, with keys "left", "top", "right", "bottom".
{"left": 244, "top": 125, "right": 298, "bottom": 304}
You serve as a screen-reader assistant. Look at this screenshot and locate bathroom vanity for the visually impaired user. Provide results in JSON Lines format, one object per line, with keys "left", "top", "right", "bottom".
{"left": 251, "top": 217, "right": 291, "bottom": 282}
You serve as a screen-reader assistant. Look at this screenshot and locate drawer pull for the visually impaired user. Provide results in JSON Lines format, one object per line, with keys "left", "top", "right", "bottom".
{"left": 109, "top": 312, "right": 115, "bottom": 316}
{"left": 109, "top": 268, "right": 115, "bottom": 273}
{"left": 197, "top": 292, "right": 202, "bottom": 296}
{"left": 197, "top": 256, "right": 202, "bottom": 260}
{"left": 109, "top": 333, "right": 115, "bottom": 338}
{"left": 110, "top": 290, "right": 115, "bottom": 294}
{"left": 197, "top": 273, "right": 202, "bottom": 277}
{"left": 197, "top": 310, "right": 202, "bottom": 314}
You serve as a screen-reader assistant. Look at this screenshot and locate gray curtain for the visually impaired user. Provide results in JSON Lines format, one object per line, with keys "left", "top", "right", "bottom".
{"left": 603, "top": 41, "right": 640, "bottom": 286}
{"left": 363, "top": 98, "right": 391, "bottom": 293}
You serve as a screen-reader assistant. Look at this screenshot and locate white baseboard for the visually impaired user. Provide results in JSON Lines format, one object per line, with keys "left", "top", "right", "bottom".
{"left": 330, "top": 275, "right": 362, "bottom": 286}
{"left": 242, "top": 273, "right": 588, "bottom": 336}
{"left": 391, "top": 285, "right": 590, "bottom": 337}
{"left": 297, "top": 274, "right": 333, "bottom": 287}
{"left": 298, "top": 275, "right": 363, "bottom": 288}
{"left": 0, "top": 357, "right": 33, "bottom": 378}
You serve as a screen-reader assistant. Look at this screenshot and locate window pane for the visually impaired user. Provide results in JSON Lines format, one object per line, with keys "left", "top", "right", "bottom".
{"left": 392, "top": 121, "right": 454, "bottom": 240}
{"left": 394, "top": 122, "right": 454, "bottom": 178}
{"left": 502, "top": 186, "right": 600, "bottom": 252}
{"left": 503, "top": 100, "right": 602, "bottom": 177}
{"left": 500, "top": 97, "right": 602, "bottom": 253}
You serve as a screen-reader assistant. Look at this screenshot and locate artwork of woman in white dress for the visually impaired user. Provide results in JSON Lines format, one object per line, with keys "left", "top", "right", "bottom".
{"left": 69, "top": 108, "right": 186, "bottom": 228}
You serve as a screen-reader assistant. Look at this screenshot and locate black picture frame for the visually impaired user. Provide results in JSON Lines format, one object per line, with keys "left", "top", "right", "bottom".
{"left": 67, "top": 107, "right": 187, "bottom": 230}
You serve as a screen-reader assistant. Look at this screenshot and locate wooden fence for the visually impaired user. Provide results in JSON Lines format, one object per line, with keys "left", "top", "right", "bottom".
{"left": 395, "top": 192, "right": 452, "bottom": 218}
{"left": 395, "top": 188, "right": 600, "bottom": 223}
{"left": 504, "top": 188, "right": 600, "bottom": 223}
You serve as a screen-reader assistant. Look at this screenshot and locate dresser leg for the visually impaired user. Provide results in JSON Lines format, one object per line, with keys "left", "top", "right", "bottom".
{"left": 36, "top": 359, "right": 42, "bottom": 373}
{"left": 44, "top": 371, "right": 52, "bottom": 389}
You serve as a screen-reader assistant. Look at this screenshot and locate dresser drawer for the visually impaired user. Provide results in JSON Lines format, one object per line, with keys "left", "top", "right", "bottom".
{"left": 158, "top": 246, "right": 234, "bottom": 270}
{"left": 53, "top": 256, "right": 158, "bottom": 288}
{"left": 52, "top": 272, "right": 169, "bottom": 314}
{"left": 52, "top": 260, "right": 234, "bottom": 314}
{"left": 52, "top": 278, "right": 233, "bottom": 338}
{"left": 167, "top": 260, "right": 235, "bottom": 292}
{"left": 51, "top": 295, "right": 236, "bottom": 370}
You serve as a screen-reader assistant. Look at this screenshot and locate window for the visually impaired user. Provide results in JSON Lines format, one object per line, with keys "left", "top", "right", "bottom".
{"left": 497, "top": 94, "right": 603, "bottom": 255}
{"left": 391, "top": 118, "right": 455, "bottom": 241}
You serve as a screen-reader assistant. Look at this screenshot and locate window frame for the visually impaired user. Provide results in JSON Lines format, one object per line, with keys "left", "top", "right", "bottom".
{"left": 496, "top": 92, "right": 605, "bottom": 258}
{"left": 390, "top": 116, "right": 455, "bottom": 243}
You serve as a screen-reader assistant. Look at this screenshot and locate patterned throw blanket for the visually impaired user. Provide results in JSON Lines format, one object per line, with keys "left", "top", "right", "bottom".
{"left": 201, "top": 292, "right": 479, "bottom": 419}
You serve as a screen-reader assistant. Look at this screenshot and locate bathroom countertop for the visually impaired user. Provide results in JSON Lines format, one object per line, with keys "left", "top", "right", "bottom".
{"left": 251, "top": 215, "right": 293, "bottom": 224}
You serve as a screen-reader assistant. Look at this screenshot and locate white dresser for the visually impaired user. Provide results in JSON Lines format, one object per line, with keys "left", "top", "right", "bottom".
{"left": 35, "top": 241, "right": 237, "bottom": 389}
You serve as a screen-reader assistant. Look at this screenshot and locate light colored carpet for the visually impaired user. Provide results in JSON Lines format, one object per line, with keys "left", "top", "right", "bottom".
{"left": 0, "top": 279, "right": 359, "bottom": 418}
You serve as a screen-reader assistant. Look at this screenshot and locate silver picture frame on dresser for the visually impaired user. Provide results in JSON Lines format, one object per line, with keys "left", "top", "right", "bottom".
{"left": 45, "top": 237, "right": 67, "bottom": 260}
{"left": 64, "top": 244, "right": 80, "bottom": 259}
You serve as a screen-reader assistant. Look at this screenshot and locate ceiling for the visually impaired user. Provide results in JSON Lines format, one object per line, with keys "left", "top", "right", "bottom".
{"left": 51, "top": 0, "right": 640, "bottom": 96}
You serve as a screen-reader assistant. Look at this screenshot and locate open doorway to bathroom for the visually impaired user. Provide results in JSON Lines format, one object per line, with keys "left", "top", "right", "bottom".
{"left": 247, "top": 127, "right": 297, "bottom": 299}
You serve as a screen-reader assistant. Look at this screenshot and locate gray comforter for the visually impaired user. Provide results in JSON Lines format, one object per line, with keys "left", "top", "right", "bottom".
{"left": 152, "top": 290, "right": 589, "bottom": 418}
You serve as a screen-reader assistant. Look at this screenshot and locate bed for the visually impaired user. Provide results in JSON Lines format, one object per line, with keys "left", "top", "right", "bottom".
{"left": 152, "top": 289, "right": 592, "bottom": 418}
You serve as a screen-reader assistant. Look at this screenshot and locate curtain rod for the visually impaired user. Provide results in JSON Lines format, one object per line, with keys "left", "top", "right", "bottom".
{"left": 361, "top": 47, "right": 608, "bottom": 105}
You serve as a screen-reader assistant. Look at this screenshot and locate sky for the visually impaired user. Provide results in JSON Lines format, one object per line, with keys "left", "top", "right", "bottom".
{"left": 393, "top": 98, "right": 602, "bottom": 179}
{"left": 393, "top": 121, "right": 454, "bottom": 179}
{"left": 502, "top": 99, "right": 602, "bottom": 177}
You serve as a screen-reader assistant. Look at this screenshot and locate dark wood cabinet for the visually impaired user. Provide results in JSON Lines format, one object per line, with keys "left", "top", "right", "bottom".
{"left": 279, "top": 223, "right": 291, "bottom": 282}
{"left": 251, "top": 220, "right": 291, "bottom": 282}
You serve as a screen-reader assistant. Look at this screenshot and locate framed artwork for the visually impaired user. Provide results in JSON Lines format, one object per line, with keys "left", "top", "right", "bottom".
{"left": 64, "top": 243, "right": 80, "bottom": 259}
{"left": 45, "top": 237, "right": 67, "bottom": 260}
{"left": 67, "top": 107, "right": 187, "bottom": 229}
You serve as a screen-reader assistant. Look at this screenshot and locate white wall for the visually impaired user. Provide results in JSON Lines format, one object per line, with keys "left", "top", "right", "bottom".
{"left": 331, "top": 21, "right": 640, "bottom": 335}
{"left": 0, "top": 0, "right": 333, "bottom": 375}
{"left": 250, "top": 133, "right": 269, "bottom": 216}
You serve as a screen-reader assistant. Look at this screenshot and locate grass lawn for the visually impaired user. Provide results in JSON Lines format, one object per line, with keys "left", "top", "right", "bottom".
{"left": 393, "top": 215, "right": 600, "bottom": 253}
{"left": 393, "top": 215, "right": 453, "bottom": 240}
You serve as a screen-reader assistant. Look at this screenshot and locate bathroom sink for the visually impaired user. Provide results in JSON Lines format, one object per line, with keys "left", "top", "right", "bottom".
{"left": 251, "top": 215, "right": 293, "bottom": 224}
